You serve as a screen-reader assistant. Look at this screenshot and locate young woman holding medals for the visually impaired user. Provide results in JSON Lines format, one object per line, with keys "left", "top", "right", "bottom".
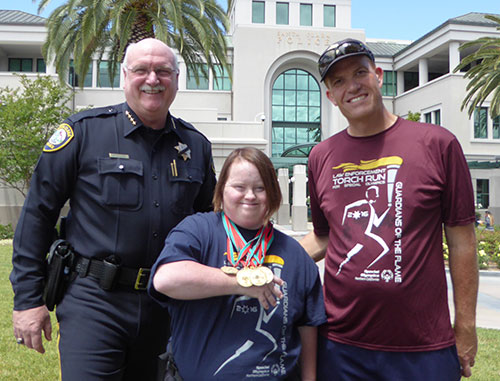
{"left": 149, "top": 147, "right": 326, "bottom": 380}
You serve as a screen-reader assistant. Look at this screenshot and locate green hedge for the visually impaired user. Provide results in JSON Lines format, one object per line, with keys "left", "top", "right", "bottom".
{"left": 444, "top": 227, "right": 500, "bottom": 270}
{"left": 0, "top": 224, "right": 14, "bottom": 240}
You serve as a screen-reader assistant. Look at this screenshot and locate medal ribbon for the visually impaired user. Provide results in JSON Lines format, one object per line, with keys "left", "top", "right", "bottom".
{"left": 222, "top": 212, "right": 274, "bottom": 268}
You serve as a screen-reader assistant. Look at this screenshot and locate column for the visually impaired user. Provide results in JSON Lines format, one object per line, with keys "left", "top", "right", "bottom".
{"left": 489, "top": 173, "right": 500, "bottom": 222}
{"left": 291, "top": 164, "right": 308, "bottom": 231}
{"left": 276, "top": 167, "right": 290, "bottom": 224}
{"left": 449, "top": 41, "right": 461, "bottom": 73}
{"left": 397, "top": 71, "right": 404, "bottom": 95}
{"left": 419, "top": 58, "right": 428, "bottom": 86}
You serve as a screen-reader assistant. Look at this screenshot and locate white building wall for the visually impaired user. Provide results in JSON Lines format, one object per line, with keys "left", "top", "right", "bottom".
{"left": 393, "top": 73, "right": 500, "bottom": 160}
{"left": 232, "top": 0, "right": 351, "bottom": 28}
{"left": 2, "top": 5, "right": 500, "bottom": 227}
{"left": 232, "top": 23, "right": 365, "bottom": 150}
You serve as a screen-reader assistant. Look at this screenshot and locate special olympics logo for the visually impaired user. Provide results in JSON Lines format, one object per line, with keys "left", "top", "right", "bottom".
{"left": 381, "top": 269, "right": 393, "bottom": 282}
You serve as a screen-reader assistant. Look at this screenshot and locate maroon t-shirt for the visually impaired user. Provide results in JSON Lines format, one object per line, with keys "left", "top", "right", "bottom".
{"left": 308, "top": 117, "right": 475, "bottom": 351}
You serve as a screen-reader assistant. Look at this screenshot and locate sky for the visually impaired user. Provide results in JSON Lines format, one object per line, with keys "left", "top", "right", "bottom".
{"left": 1, "top": 0, "right": 499, "bottom": 42}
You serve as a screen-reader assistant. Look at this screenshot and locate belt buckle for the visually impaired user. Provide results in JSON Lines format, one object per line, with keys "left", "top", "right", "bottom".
{"left": 134, "top": 268, "right": 151, "bottom": 290}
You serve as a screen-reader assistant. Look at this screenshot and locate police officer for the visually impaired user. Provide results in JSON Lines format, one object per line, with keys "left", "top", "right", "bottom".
{"left": 10, "top": 38, "right": 216, "bottom": 380}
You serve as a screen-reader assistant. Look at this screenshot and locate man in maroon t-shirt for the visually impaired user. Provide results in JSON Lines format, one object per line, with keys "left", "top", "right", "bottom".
{"left": 301, "top": 38, "right": 478, "bottom": 380}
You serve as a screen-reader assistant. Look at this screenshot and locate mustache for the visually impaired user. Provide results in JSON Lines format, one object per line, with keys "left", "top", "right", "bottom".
{"left": 140, "top": 85, "right": 166, "bottom": 92}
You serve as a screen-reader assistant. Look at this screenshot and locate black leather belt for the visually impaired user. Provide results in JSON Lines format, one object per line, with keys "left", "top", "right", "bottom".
{"left": 74, "top": 255, "right": 151, "bottom": 291}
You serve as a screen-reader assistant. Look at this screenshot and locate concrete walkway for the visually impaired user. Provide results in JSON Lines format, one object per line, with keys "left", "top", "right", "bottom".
{"left": 275, "top": 224, "right": 500, "bottom": 331}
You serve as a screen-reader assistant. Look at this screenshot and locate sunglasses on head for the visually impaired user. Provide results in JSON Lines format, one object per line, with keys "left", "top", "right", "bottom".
{"left": 318, "top": 40, "right": 374, "bottom": 80}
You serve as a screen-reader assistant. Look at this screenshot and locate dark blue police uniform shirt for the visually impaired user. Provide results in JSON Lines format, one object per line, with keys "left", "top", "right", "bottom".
{"left": 10, "top": 102, "right": 216, "bottom": 310}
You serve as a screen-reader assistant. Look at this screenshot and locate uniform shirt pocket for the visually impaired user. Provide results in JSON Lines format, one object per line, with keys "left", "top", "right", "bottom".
{"left": 98, "top": 157, "right": 144, "bottom": 209}
{"left": 169, "top": 165, "right": 203, "bottom": 215}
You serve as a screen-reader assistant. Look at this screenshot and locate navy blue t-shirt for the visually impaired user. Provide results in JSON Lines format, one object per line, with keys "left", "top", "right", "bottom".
{"left": 149, "top": 212, "right": 326, "bottom": 380}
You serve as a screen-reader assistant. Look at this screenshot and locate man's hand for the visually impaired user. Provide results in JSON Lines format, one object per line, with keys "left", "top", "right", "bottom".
{"left": 242, "top": 276, "right": 284, "bottom": 310}
{"left": 454, "top": 323, "right": 477, "bottom": 378}
{"left": 13, "top": 305, "right": 52, "bottom": 354}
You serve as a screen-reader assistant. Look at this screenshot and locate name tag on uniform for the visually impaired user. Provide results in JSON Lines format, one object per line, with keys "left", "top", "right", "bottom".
{"left": 109, "top": 153, "right": 130, "bottom": 159}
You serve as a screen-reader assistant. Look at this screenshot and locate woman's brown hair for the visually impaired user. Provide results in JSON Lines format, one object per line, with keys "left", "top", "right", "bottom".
{"left": 213, "top": 147, "right": 282, "bottom": 222}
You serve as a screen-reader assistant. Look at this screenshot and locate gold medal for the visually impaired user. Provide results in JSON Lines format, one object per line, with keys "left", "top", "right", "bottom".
{"left": 221, "top": 266, "right": 238, "bottom": 275}
{"left": 260, "top": 266, "right": 274, "bottom": 284}
{"left": 250, "top": 267, "right": 267, "bottom": 286}
{"left": 236, "top": 268, "right": 253, "bottom": 287}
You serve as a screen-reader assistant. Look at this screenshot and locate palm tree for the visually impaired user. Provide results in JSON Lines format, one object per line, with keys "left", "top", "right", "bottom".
{"left": 37, "top": 0, "right": 231, "bottom": 87}
{"left": 454, "top": 14, "right": 500, "bottom": 119}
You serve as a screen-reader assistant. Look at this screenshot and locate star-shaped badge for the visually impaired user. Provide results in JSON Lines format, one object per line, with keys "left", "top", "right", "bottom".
{"left": 174, "top": 142, "right": 191, "bottom": 161}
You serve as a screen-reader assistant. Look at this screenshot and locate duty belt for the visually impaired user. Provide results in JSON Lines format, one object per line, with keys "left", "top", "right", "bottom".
{"left": 74, "top": 255, "right": 151, "bottom": 291}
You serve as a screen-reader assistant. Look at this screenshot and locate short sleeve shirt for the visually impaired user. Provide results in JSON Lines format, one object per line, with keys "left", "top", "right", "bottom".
{"left": 149, "top": 212, "right": 326, "bottom": 380}
{"left": 308, "top": 118, "right": 474, "bottom": 351}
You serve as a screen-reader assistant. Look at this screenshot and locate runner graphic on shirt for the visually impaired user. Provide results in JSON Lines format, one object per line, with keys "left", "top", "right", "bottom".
{"left": 333, "top": 157, "right": 402, "bottom": 276}
{"left": 337, "top": 185, "right": 391, "bottom": 275}
{"left": 214, "top": 257, "right": 287, "bottom": 377}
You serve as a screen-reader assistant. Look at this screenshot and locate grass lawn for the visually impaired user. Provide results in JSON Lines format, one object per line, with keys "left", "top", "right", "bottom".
{"left": 1, "top": 243, "right": 59, "bottom": 380}
{"left": 1, "top": 242, "right": 500, "bottom": 380}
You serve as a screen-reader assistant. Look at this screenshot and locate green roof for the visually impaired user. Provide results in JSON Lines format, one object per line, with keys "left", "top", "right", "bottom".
{"left": 0, "top": 10, "right": 45, "bottom": 25}
{"left": 367, "top": 42, "right": 409, "bottom": 57}
{"left": 468, "top": 161, "right": 500, "bottom": 169}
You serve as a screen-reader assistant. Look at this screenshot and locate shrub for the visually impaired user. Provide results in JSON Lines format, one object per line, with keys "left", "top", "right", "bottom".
{"left": 0, "top": 224, "right": 14, "bottom": 239}
{"left": 477, "top": 247, "right": 490, "bottom": 269}
{"left": 491, "top": 246, "right": 500, "bottom": 268}
{"left": 443, "top": 228, "right": 500, "bottom": 270}
{"left": 443, "top": 242, "right": 449, "bottom": 261}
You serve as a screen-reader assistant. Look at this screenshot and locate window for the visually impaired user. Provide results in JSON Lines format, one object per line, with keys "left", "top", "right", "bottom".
{"left": 300, "top": 4, "right": 312, "bottom": 26}
{"left": 272, "top": 69, "right": 321, "bottom": 157}
{"left": 8, "top": 58, "right": 33, "bottom": 72}
{"left": 324, "top": 5, "right": 335, "bottom": 27}
{"left": 474, "top": 107, "right": 488, "bottom": 139}
{"left": 98, "top": 61, "right": 120, "bottom": 88}
{"left": 403, "top": 72, "right": 418, "bottom": 92}
{"left": 434, "top": 110, "right": 441, "bottom": 126}
{"left": 424, "top": 109, "right": 441, "bottom": 125}
{"left": 213, "top": 65, "right": 231, "bottom": 91}
{"left": 68, "top": 60, "right": 93, "bottom": 87}
{"left": 276, "top": 2, "right": 289, "bottom": 25}
{"left": 252, "top": 1, "right": 265, "bottom": 23}
{"left": 381, "top": 71, "right": 396, "bottom": 96}
{"left": 187, "top": 64, "right": 209, "bottom": 90}
{"left": 36, "top": 59, "right": 46, "bottom": 73}
{"left": 471, "top": 107, "right": 500, "bottom": 139}
{"left": 493, "top": 116, "right": 500, "bottom": 139}
{"left": 476, "top": 179, "right": 489, "bottom": 209}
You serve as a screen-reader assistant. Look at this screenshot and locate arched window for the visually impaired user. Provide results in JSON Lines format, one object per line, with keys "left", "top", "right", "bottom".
{"left": 271, "top": 69, "right": 321, "bottom": 157}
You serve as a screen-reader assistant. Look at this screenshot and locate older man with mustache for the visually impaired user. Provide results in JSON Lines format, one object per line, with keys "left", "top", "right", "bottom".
{"left": 11, "top": 38, "right": 216, "bottom": 380}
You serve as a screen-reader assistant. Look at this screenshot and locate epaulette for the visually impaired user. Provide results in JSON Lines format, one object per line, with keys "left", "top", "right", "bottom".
{"left": 67, "top": 104, "right": 121, "bottom": 124}
{"left": 174, "top": 116, "right": 211, "bottom": 143}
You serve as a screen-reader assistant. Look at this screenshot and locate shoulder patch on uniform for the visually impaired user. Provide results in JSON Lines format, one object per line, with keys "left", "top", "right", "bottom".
{"left": 43, "top": 124, "right": 74, "bottom": 152}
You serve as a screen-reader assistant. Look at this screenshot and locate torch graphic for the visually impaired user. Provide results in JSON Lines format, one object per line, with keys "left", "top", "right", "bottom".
{"left": 386, "top": 164, "right": 401, "bottom": 207}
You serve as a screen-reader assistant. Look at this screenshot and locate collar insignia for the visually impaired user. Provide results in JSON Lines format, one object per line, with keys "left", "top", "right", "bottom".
{"left": 125, "top": 110, "right": 137, "bottom": 126}
{"left": 174, "top": 142, "right": 191, "bottom": 161}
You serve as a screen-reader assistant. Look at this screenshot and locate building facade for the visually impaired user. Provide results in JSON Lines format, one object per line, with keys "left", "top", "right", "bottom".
{"left": 0, "top": 1, "right": 499, "bottom": 226}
